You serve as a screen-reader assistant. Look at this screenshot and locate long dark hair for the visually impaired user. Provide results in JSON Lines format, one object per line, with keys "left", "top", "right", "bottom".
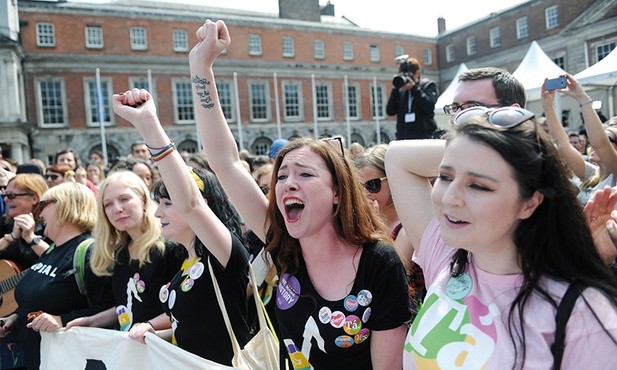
{"left": 445, "top": 119, "right": 617, "bottom": 368}
{"left": 265, "top": 137, "right": 388, "bottom": 276}
{"left": 153, "top": 168, "right": 244, "bottom": 258}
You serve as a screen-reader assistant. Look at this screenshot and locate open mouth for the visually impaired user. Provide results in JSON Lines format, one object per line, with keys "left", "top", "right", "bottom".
{"left": 284, "top": 198, "right": 305, "bottom": 222}
{"left": 445, "top": 214, "right": 468, "bottom": 225}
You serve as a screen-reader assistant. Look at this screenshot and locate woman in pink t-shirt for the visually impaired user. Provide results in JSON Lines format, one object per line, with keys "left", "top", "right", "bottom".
{"left": 386, "top": 106, "right": 617, "bottom": 369}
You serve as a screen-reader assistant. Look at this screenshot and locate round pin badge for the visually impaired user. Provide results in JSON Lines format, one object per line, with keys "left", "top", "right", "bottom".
{"left": 189, "top": 262, "right": 204, "bottom": 280}
{"left": 343, "top": 315, "right": 362, "bottom": 335}
{"left": 159, "top": 284, "right": 169, "bottom": 303}
{"left": 136, "top": 279, "right": 146, "bottom": 293}
{"left": 168, "top": 289, "right": 176, "bottom": 309}
{"left": 276, "top": 274, "right": 301, "bottom": 310}
{"left": 334, "top": 335, "right": 354, "bottom": 348}
{"left": 343, "top": 295, "right": 359, "bottom": 312}
{"left": 446, "top": 272, "right": 473, "bottom": 300}
{"left": 357, "top": 290, "right": 372, "bottom": 306}
{"left": 330, "top": 311, "right": 346, "bottom": 328}
{"left": 318, "top": 306, "right": 332, "bottom": 324}
{"left": 181, "top": 278, "right": 194, "bottom": 292}
{"left": 354, "top": 328, "right": 370, "bottom": 344}
{"left": 362, "top": 307, "right": 372, "bottom": 323}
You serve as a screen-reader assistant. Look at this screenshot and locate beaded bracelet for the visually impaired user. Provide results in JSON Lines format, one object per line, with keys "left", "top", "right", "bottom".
{"left": 148, "top": 142, "right": 175, "bottom": 158}
{"left": 579, "top": 99, "right": 593, "bottom": 108}
{"left": 151, "top": 144, "right": 176, "bottom": 162}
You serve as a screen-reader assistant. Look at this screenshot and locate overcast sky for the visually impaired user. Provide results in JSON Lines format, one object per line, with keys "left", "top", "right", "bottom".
{"left": 75, "top": 0, "right": 530, "bottom": 37}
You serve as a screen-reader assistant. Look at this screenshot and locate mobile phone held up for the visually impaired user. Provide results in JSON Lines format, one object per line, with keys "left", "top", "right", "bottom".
{"left": 545, "top": 76, "right": 567, "bottom": 91}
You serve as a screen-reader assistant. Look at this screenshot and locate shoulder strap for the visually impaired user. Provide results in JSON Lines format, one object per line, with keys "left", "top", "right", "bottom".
{"left": 551, "top": 281, "right": 586, "bottom": 369}
{"left": 73, "top": 238, "right": 94, "bottom": 298}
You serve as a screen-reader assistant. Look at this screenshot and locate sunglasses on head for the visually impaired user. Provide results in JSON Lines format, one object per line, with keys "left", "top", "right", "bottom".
{"left": 443, "top": 102, "right": 503, "bottom": 116}
{"left": 3, "top": 192, "right": 34, "bottom": 200}
{"left": 320, "top": 136, "right": 345, "bottom": 157}
{"left": 45, "top": 173, "right": 60, "bottom": 181}
{"left": 364, "top": 177, "right": 387, "bottom": 194}
{"left": 452, "top": 106, "right": 535, "bottom": 129}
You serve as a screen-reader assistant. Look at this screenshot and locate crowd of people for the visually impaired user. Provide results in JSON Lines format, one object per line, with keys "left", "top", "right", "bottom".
{"left": 0, "top": 19, "right": 616, "bottom": 369}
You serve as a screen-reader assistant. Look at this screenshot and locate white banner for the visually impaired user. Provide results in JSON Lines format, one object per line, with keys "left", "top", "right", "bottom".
{"left": 40, "top": 327, "right": 237, "bottom": 370}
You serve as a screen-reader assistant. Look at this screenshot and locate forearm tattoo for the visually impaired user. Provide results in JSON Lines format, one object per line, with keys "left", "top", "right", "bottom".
{"left": 192, "top": 75, "right": 214, "bottom": 109}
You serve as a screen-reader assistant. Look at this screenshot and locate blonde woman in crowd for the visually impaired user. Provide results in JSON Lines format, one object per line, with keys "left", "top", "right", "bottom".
{"left": 66, "top": 171, "right": 182, "bottom": 333}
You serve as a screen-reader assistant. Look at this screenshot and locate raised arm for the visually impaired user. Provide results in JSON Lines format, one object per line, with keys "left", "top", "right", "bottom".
{"left": 385, "top": 139, "right": 445, "bottom": 253}
{"left": 112, "top": 89, "right": 233, "bottom": 267}
{"left": 188, "top": 20, "right": 269, "bottom": 242}
{"left": 540, "top": 79, "right": 588, "bottom": 180}
{"left": 562, "top": 74, "right": 617, "bottom": 176}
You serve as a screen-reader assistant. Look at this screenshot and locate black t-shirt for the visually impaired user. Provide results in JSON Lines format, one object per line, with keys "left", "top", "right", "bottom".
{"left": 14, "top": 233, "right": 115, "bottom": 370}
{"left": 161, "top": 234, "right": 250, "bottom": 365}
{"left": 274, "top": 240, "right": 411, "bottom": 369}
{"left": 111, "top": 240, "right": 183, "bottom": 331}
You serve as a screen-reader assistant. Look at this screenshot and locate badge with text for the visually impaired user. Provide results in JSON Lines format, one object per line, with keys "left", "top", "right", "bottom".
{"left": 446, "top": 272, "right": 473, "bottom": 300}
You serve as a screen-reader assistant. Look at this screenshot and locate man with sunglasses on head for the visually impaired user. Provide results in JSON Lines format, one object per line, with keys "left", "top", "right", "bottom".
{"left": 442, "top": 67, "right": 527, "bottom": 118}
{"left": 387, "top": 55, "right": 439, "bottom": 140}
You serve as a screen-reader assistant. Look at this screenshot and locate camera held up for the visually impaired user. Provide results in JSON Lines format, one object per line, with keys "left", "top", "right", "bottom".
{"left": 392, "top": 54, "right": 416, "bottom": 88}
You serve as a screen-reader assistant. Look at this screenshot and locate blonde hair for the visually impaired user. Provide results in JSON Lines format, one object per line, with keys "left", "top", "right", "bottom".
{"left": 90, "top": 171, "right": 164, "bottom": 276}
{"left": 42, "top": 182, "right": 96, "bottom": 232}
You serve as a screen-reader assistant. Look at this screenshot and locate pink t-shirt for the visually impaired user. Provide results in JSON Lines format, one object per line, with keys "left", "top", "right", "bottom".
{"left": 403, "top": 217, "right": 617, "bottom": 369}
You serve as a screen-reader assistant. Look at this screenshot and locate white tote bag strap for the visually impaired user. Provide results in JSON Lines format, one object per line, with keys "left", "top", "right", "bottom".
{"left": 207, "top": 256, "right": 244, "bottom": 357}
{"left": 247, "top": 262, "right": 268, "bottom": 332}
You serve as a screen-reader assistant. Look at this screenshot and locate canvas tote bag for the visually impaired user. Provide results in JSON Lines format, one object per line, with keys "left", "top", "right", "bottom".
{"left": 208, "top": 257, "right": 280, "bottom": 370}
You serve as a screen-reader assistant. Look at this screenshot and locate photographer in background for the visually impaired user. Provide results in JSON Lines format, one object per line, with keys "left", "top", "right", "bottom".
{"left": 386, "top": 55, "right": 438, "bottom": 140}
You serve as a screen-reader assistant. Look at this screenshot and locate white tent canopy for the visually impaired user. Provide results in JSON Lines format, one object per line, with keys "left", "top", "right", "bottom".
{"left": 512, "top": 41, "right": 567, "bottom": 101}
{"left": 574, "top": 47, "right": 617, "bottom": 88}
{"left": 434, "top": 63, "right": 468, "bottom": 115}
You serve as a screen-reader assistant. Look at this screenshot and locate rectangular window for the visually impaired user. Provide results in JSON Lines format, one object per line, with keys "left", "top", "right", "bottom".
{"left": 345, "top": 84, "right": 360, "bottom": 119}
{"left": 36, "top": 22, "right": 55, "bottom": 47}
{"left": 283, "top": 82, "right": 302, "bottom": 121}
{"left": 370, "top": 44, "right": 380, "bottom": 62}
{"left": 395, "top": 45, "right": 405, "bottom": 58}
{"left": 516, "top": 17, "right": 529, "bottom": 39}
{"left": 553, "top": 56, "right": 565, "bottom": 70}
{"left": 596, "top": 42, "right": 616, "bottom": 62}
{"left": 466, "top": 36, "right": 476, "bottom": 56}
{"left": 445, "top": 44, "right": 455, "bottom": 63}
{"left": 545, "top": 5, "right": 559, "bottom": 29}
{"left": 129, "top": 77, "right": 156, "bottom": 100}
{"left": 130, "top": 27, "right": 148, "bottom": 50}
{"left": 314, "top": 39, "right": 325, "bottom": 59}
{"left": 282, "top": 36, "right": 295, "bottom": 57}
{"left": 371, "top": 84, "right": 385, "bottom": 118}
{"left": 423, "top": 48, "right": 432, "bottom": 65}
{"left": 249, "top": 81, "right": 269, "bottom": 121}
{"left": 173, "top": 29, "right": 189, "bottom": 52}
{"left": 248, "top": 34, "right": 262, "bottom": 56}
{"left": 489, "top": 27, "right": 501, "bottom": 48}
{"left": 84, "top": 78, "right": 113, "bottom": 126}
{"left": 315, "top": 83, "right": 331, "bottom": 120}
{"left": 85, "top": 26, "right": 103, "bottom": 49}
{"left": 36, "top": 79, "right": 67, "bottom": 126}
{"left": 173, "top": 80, "right": 194, "bottom": 123}
{"left": 217, "top": 81, "right": 234, "bottom": 122}
{"left": 343, "top": 41, "right": 354, "bottom": 61}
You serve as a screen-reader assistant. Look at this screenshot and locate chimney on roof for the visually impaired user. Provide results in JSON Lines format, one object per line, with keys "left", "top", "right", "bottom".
{"left": 321, "top": 1, "right": 335, "bottom": 16}
{"left": 437, "top": 17, "right": 446, "bottom": 34}
{"left": 279, "top": 0, "right": 321, "bottom": 22}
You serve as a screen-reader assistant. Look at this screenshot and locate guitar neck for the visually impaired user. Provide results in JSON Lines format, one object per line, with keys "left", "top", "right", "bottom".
{"left": 0, "top": 270, "right": 27, "bottom": 293}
